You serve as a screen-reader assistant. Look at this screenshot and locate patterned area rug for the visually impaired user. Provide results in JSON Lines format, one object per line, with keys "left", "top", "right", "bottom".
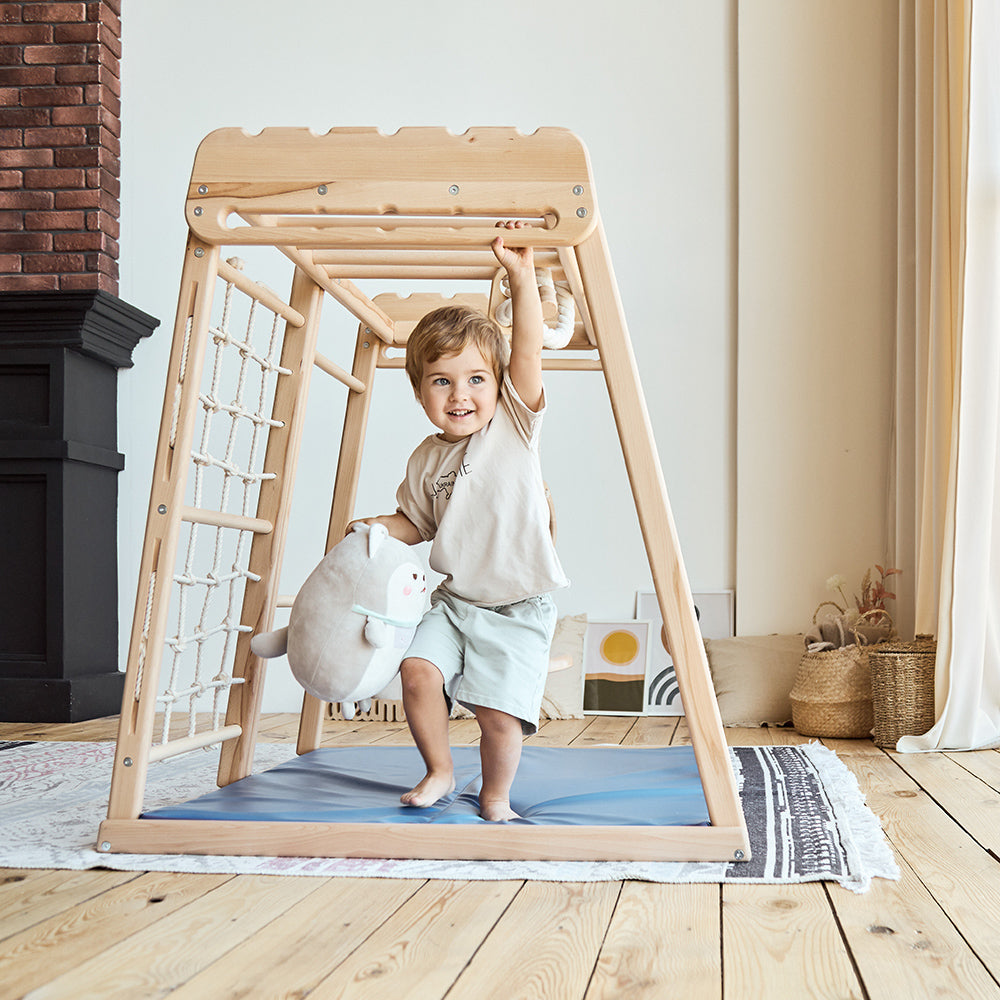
{"left": 0, "top": 741, "right": 898, "bottom": 892}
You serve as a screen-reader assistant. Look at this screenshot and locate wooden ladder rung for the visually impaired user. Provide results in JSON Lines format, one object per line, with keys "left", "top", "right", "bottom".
{"left": 217, "top": 259, "right": 305, "bottom": 327}
{"left": 314, "top": 351, "right": 366, "bottom": 393}
{"left": 148, "top": 724, "right": 243, "bottom": 762}
{"left": 180, "top": 506, "right": 274, "bottom": 534}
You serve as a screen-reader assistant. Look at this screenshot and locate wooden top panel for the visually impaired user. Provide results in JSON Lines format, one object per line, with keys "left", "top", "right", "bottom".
{"left": 186, "top": 127, "right": 598, "bottom": 249}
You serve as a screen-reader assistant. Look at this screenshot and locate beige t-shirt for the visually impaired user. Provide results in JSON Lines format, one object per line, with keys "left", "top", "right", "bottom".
{"left": 396, "top": 375, "right": 568, "bottom": 607}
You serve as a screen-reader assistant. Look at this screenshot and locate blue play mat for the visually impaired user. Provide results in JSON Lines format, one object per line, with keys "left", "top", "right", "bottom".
{"left": 144, "top": 745, "right": 711, "bottom": 827}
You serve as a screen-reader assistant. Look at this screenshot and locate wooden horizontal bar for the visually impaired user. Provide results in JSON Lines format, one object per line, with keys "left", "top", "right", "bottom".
{"left": 96, "top": 817, "right": 751, "bottom": 862}
{"left": 316, "top": 249, "right": 565, "bottom": 282}
{"left": 181, "top": 506, "right": 274, "bottom": 534}
{"left": 536, "top": 358, "right": 604, "bottom": 371}
{"left": 325, "top": 265, "right": 505, "bottom": 281}
{"left": 202, "top": 221, "right": 577, "bottom": 252}
{"left": 376, "top": 354, "right": 602, "bottom": 372}
{"left": 265, "top": 212, "right": 552, "bottom": 230}
{"left": 312, "top": 249, "right": 561, "bottom": 269}
{"left": 313, "top": 351, "right": 366, "bottom": 392}
{"left": 147, "top": 725, "right": 243, "bottom": 763}
{"left": 217, "top": 259, "right": 305, "bottom": 327}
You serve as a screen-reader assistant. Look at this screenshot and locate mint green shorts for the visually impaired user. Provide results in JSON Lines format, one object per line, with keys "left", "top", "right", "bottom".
{"left": 403, "top": 590, "right": 558, "bottom": 735}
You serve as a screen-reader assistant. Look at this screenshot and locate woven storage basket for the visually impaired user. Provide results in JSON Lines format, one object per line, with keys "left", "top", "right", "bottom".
{"left": 789, "top": 644, "right": 874, "bottom": 738}
{"left": 868, "top": 635, "right": 936, "bottom": 748}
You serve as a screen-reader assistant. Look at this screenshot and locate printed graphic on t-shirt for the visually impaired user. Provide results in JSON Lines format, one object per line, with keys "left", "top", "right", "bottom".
{"left": 428, "top": 457, "right": 471, "bottom": 501}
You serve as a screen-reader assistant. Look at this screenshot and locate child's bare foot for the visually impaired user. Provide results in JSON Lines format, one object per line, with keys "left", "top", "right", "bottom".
{"left": 400, "top": 771, "right": 455, "bottom": 808}
{"left": 479, "top": 797, "right": 520, "bottom": 822}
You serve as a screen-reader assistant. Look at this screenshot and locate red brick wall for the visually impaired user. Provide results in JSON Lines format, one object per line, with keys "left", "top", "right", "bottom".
{"left": 0, "top": 1, "right": 122, "bottom": 294}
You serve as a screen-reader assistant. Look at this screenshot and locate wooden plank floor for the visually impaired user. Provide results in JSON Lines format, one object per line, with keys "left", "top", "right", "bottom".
{"left": 2, "top": 714, "right": 1000, "bottom": 999}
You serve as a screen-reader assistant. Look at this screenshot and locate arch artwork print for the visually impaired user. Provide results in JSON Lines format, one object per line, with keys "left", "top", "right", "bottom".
{"left": 648, "top": 665, "right": 683, "bottom": 711}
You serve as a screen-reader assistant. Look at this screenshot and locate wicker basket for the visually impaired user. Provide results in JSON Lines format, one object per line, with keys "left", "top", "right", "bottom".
{"left": 868, "top": 635, "right": 936, "bottom": 748}
{"left": 789, "top": 644, "right": 874, "bottom": 738}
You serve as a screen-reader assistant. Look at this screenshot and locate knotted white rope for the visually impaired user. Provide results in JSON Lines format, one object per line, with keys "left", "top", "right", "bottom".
{"left": 159, "top": 259, "right": 290, "bottom": 743}
{"left": 494, "top": 267, "right": 576, "bottom": 349}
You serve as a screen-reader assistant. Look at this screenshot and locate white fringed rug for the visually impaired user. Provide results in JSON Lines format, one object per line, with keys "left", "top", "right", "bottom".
{"left": 0, "top": 741, "right": 898, "bottom": 893}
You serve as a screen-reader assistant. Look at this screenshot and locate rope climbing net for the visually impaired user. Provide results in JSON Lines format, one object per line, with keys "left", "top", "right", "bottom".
{"left": 154, "top": 259, "right": 290, "bottom": 746}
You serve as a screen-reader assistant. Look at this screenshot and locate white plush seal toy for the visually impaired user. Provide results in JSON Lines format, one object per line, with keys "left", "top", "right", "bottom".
{"left": 251, "top": 523, "right": 427, "bottom": 718}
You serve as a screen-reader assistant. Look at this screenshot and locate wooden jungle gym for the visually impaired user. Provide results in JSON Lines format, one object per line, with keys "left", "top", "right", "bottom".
{"left": 98, "top": 127, "right": 750, "bottom": 863}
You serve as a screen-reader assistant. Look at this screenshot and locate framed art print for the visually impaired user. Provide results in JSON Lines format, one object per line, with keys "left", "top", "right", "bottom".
{"left": 582, "top": 620, "right": 651, "bottom": 715}
{"left": 636, "top": 590, "right": 734, "bottom": 716}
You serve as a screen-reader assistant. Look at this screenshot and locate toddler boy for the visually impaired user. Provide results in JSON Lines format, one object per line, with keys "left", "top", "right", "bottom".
{"left": 351, "top": 222, "right": 567, "bottom": 821}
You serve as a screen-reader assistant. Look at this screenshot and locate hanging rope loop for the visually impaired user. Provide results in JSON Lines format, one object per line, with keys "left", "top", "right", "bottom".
{"left": 494, "top": 266, "right": 576, "bottom": 349}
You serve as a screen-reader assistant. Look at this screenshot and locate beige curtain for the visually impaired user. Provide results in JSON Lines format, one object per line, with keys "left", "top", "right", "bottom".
{"left": 896, "top": 0, "right": 1000, "bottom": 751}
{"left": 891, "top": 0, "right": 969, "bottom": 642}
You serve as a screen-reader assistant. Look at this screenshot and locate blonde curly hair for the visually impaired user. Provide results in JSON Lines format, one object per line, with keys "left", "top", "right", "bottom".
{"left": 404, "top": 305, "right": 509, "bottom": 394}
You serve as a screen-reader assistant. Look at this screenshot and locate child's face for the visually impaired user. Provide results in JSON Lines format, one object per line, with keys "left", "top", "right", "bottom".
{"left": 416, "top": 342, "right": 499, "bottom": 442}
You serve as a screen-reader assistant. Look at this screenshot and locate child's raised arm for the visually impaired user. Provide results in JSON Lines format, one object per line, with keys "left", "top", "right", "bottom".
{"left": 492, "top": 221, "right": 544, "bottom": 412}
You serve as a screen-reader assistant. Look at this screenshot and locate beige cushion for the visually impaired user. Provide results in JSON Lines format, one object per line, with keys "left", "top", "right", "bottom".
{"left": 704, "top": 634, "right": 804, "bottom": 726}
{"left": 540, "top": 614, "right": 587, "bottom": 719}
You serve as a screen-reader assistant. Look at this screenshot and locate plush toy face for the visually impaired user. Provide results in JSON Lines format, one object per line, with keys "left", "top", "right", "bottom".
{"left": 250, "top": 523, "right": 429, "bottom": 708}
{"left": 384, "top": 562, "right": 427, "bottom": 620}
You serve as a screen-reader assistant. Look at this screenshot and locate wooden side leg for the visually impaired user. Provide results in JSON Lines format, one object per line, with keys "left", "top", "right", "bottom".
{"left": 217, "top": 267, "right": 326, "bottom": 786}
{"left": 297, "top": 329, "right": 383, "bottom": 754}
{"left": 574, "top": 224, "right": 748, "bottom": 848}
{"left": 107, "top": 238, "right": 220, "bottom": 820}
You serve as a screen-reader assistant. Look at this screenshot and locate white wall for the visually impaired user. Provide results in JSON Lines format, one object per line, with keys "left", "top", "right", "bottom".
{"left": 736, "top": 2, "right": 898, "bottom": 634}
{"left": 117, "top": 1, "right": 738, "bottom": 709}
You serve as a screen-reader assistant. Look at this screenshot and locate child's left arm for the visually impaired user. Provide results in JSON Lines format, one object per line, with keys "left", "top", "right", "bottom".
{"left": 492, "top": 221, "right": 544, "bottom": 411}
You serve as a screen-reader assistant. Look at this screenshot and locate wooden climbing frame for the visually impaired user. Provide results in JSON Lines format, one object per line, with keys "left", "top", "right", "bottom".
{"left": 98, "top": 128, "right": 749, "bottom": 862}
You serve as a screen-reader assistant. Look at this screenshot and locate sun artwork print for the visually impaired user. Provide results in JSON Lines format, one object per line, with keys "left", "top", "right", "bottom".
{"left": 582, "top": 621, "right": 651, "bottom": 715}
